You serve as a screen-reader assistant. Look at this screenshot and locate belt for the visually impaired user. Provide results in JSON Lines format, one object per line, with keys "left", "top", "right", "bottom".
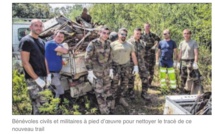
{"left": 50, "top": 71, "right": 60, "bottom": 73}
{"left": 181, "top": 59, "right": 194, "bottom": 62}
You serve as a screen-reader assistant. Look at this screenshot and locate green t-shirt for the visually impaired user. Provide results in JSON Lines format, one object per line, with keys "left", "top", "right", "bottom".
{"left": 110, "top": 40, "right": 135, "bottom": 65}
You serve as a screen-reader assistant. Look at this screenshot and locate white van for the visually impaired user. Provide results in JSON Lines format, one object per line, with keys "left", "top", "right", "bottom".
{"left": 12, "top": 22, "right": 30, "bottom": 52}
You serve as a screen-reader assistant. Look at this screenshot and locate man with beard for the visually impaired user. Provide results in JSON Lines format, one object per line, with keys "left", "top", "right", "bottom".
{"left": 19, "top": 19, "right": 51, "bottom": 115}
{"left": 110, "top": 28, "right": 139, "bottom": 113}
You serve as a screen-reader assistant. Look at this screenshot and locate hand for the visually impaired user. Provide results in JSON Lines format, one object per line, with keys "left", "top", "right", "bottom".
{"left": 177, "top": 62, "right": 180, "bottom": 69}
{"left": 46, "top": 74, "right": 52, "bottom": 86}
{"left": 156, "top": 61, "right": 159, "bottom": 66}
{"left": 173, "top": 61, "right": 177, "bottom": 67}
{"left": 57, "top": 52, "right": 63, "bottom": 56}
{"left": 34, "top": 77, "right": 46, "bottom": 88}
{"left": 109, "top": 69, "right": 113, "bottom": 79}
{"left": 132, "top": 65, "right": 139, "bottom": 74}
{"left": 193, "top": 62, "right": 198, "bottom": 69}
{"left": 62, "top": 43, "right": 69, "bottom": 50}
{"left": 87, "top": 70, "right": 97, "bottom": 84}
{"left": 151, "top": 44, "right": 157, "bottom": 50}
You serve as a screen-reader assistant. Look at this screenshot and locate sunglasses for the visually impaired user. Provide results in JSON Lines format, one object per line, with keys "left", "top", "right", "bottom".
{"left": 183, "top": 33, "right": 190, "bottom": 35}
{"left": 102, "top": 31, "right": 109, "bottom": 35}
{"left": 120, "top": 33, "right": 127, "bottom": 37}
{"left": 163, "top": 33, "right": 169, "bottom": 35}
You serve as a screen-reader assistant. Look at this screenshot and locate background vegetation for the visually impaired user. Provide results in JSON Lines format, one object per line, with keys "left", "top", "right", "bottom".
{"left": 12, "top": 3, "right": 211, "bottom": 114}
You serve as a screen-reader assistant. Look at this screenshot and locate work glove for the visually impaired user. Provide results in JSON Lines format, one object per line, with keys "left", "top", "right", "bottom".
{"left": 156, "top": 61, "right": 159, "bottom": 66}
{"left": 151, "top": 44, "right": 157, "bottom": 50}
{"left": 87, "top": 70, "right": 97, "bottom": 84}
{"left": 35, "top": 77, "right": 46, "bottom": 88}
{"left": 177, "top": 62, "right": 180, "bottom": 69}
{"left": 132, "top": 65, "right": 139, "bottom": 74}
{"left": 109, "top": 69, "right": 113, "bottom": 79}
{"left": 173, "top": 61, "right": 177, "bottom": 67}
{"left": 192, "top": 62, "right": 198, "bottom": 69}
{"left": 46, "top": 74, "right": 52, "bottom": 87}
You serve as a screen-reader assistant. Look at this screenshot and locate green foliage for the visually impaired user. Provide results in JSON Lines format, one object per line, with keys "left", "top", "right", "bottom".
{"left": 58, "top": 98, "right": 73, "bottom": 115}
{"left": 66, "top": 5, "right": 83, "bottom": 21}
{"left": 38, "top": 90, "right": 60, "bottom": 115}
{"left": 12, "top": 3, "right": 53, "bottom": 19}
{"left": 72, "top": 104, "right": 82, "bottom": 115}
{"left": 12, "top": 70, "right": 32, "bottom": 115}
{"left": 90, "top": 108, "right": 98, "bottom": 114}
{"left": 90, "top": 3, "right": 211, "bottom": 45}
{"left": 90, "top": 3, "right": 211, "bottom": 91}
{"left": 198, "top": 45, "right": 211, "bottom": 91}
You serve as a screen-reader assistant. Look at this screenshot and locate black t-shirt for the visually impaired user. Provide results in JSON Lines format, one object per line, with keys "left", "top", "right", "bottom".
{"left": 19, "top": 35, "right": 47, "bottom": 79}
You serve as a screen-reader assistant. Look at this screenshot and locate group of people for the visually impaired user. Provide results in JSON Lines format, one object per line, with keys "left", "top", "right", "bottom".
{"left": 85, "top": 23, "right": 202, "bottom": 114}
{"left": 19, "top": 19, "right": 68, "bottom": 114}
{"left": 19, "top": 18, "right": 202, "bottom": 115}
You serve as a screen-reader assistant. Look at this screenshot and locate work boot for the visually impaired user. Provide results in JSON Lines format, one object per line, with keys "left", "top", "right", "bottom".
{"left": 128, "top": 90, "right": 135, "bottom": 100}
{"left": 119, "top": 97, "right": 129, "bottom": 107}
{"left": 141, "top": 92, "right": 151, "bottom": 101}
{"left": 109, "top": 109, "right": 115, "bottom": 115}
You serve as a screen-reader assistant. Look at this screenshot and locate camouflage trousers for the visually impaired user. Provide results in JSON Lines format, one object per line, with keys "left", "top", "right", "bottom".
{"left": 93, "top": 68, "right": 114, "bottom": 114}
{"left": 112, "top": 62, "right": 131, "bottom": 102}
{"left": 128, "top": 63, "right": 149, "bottom": 93}
{"left": 50, "top": 73, "right": 64, "bottom": 98}
{"left": 144, "top": 50, "right": 156, "bottom": 85}
{"left": 26, "top": 77, "right": 47, "bottom": 115}
{"left": 180, "top": 59, "right": 203, "bottom": 94}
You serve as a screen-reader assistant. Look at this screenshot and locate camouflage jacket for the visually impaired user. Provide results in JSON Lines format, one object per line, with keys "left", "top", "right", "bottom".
{"left": 127, "top": 37, "right": 146, "bottom": 64}
{"left": 141, "top": 31, "right": 160, "bottom": 50}
{"left": 85, "top": 38, "right": 112, "bottom": 71}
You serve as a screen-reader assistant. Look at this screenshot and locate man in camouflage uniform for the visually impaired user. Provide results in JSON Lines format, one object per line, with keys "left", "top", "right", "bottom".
{"left": 141, "top": 23, "right": 160, "bottom": 86}
{"left": 128, "top": 28, "right": 150, "bottom": 101}
{"left": 178, "top": 29, "right": 203, "bottom": 94}
{"left": 85, "top": 27, "right": 114, "bottom": 114}
{"left": 110, "top": 28, "right": 139, "bottom": 112}
{"left": 19, "top": 19, "right": 51, "bottom": 115}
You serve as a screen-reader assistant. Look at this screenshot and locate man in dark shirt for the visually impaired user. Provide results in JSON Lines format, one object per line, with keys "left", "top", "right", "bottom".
{"left": 156, "top": 29, "right": 177, "bottom": 94}
{"left": 19, "top": 19, "right": 51, "bottom": 115}
{"left": 76, "top": 8, "right": 92, "bottom": 25}
{"left": 81, "top": 8, "right": 92, "bottom": 23}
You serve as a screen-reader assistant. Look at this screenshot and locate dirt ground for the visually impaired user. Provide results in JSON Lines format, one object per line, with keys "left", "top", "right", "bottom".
{"left": 114, "top": 85, "right": 165, "bottom": 115}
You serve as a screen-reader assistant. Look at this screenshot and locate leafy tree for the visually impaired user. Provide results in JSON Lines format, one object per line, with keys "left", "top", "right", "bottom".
{"left": 90, "top": 3, "right": 211, "bottom": 91}
{"left": 12, "top": 3, "right": 52, "bottom": 19}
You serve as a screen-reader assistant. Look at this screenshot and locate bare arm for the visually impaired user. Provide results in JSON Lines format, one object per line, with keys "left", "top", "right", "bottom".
{"left": 55, "top": 46, "right": 68, "bottom": 54}
{"left": 156, "top": 49, "right": 160, "bottom": 62}
{"left": 173, "top": 48, "right": 177, "bottom": 61}
{"left": 21, "top": 51, "right": 38, "bottom": 80}
{"left": 194, "top": 48, "right": 198, "bottom": 63}
{"left": 45, "top": 58, "right": 50, "bottom": 75}
{"left": 131, "top": 52, "right": 138, "bottom": 66}
{"left": 178, "top": 49, "right": 182, "bottom": 62}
